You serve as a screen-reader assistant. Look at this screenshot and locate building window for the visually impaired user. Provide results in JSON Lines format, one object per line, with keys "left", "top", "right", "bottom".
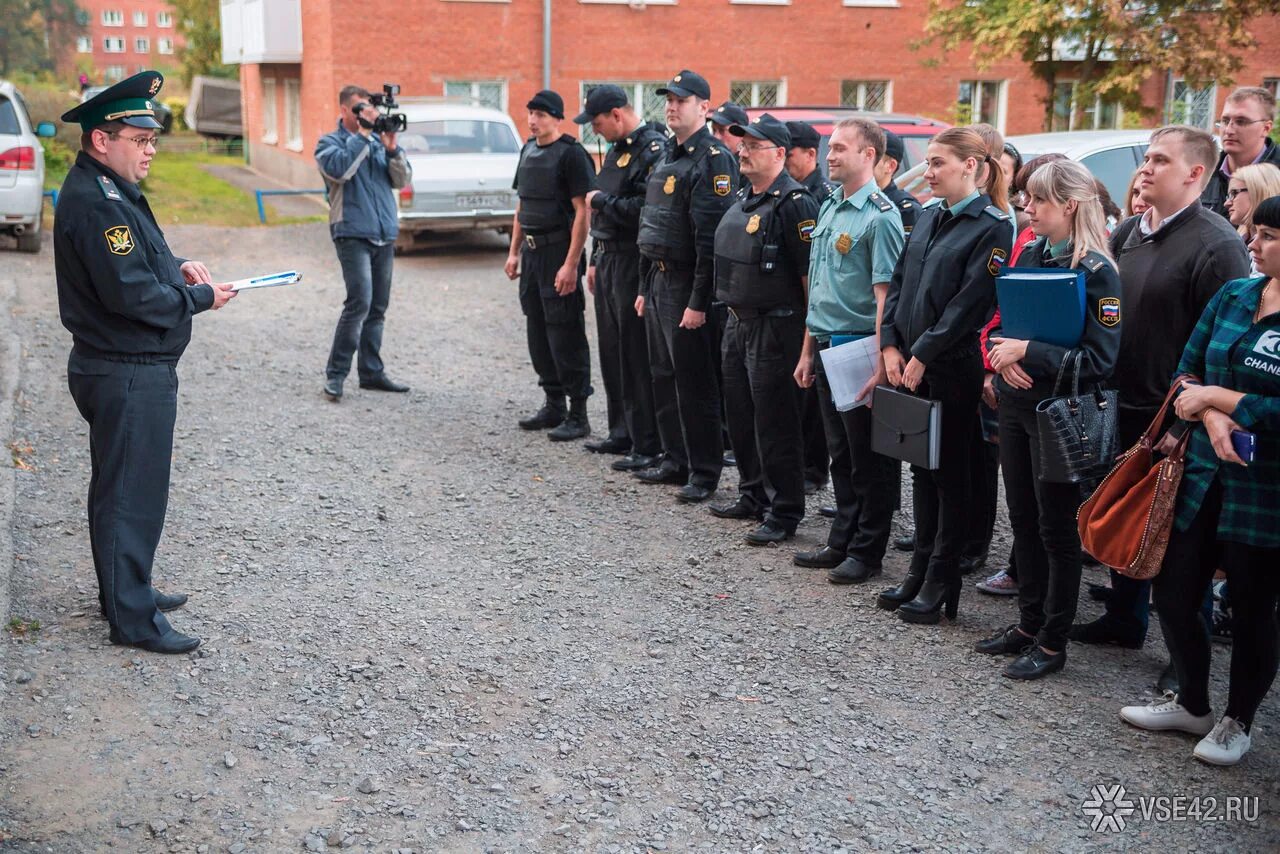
{"left": 958, "top": 80, "right": 1005, "bottom": 130}
{"left": 261, "top": 77, "right": 278, "bottom": 144}
{"left": 104, "top": 37, "right": 126, "bottom": 53}
{"left": 132, "top": 10, "right": 147, "bottom": 25}
{"left": 840, "top": 80, "right": 890, "bottom": 111}
{"left": 1051, "top": 81, "right": 1122, "bottom": 132}
{"left": 135, "top": 37, "right": 150, "bottom": 53}
{"left": 158, "top": 38, "right": 174, "bottom": 54}
{"left": 156, "top": 11, "right": 173, "bottom": 26}
{"left": 729, "top": 80, "right": 784, "bottom": 108}
{"left": 105, "top": 65, "right": 126, "bottom": 82}
{"left": 284, "top": 79, "right": 302, "bottom": 151}
{"left": 76, "top": 35, "right": 92, "bottom": 53}
{"left": 102, "top": 9, "right": 124, "bottom": 26}
{"left": 444, "top": 80, "right": 506, "bottom": 112}
{"left": 1167, "top": 80, "right": 1216, "bottom": 129}
{"left": 578, "top": 81, "right": 666, "bottom": 147}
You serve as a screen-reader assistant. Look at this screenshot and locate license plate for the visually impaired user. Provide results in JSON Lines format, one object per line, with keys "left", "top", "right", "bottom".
{"left": 455, "top": 193, "right": 508, "bottom": 209}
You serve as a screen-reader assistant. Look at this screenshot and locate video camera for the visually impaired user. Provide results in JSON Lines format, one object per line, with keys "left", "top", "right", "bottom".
{"left": 355, "top": 83, "right": 407, "bottom": 135}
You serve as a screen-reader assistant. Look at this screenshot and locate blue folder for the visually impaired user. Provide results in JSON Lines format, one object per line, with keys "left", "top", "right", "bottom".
{"left": 995, "top": 267, "right": 1086, "bottom": 349}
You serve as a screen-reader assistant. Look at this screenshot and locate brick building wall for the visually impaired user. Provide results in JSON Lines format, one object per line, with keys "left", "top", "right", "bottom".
{"left": 67, "top": 0, "right": 185, "bottom": 85}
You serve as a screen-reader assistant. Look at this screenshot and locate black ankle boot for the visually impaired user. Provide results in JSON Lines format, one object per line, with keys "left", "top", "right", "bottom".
{"left": 897, "top": 564, "right": 961, "bottom": 624}
{"left": 519, "top": 395, "right": 566, "bottom": 431}
{"left": 548, "top": 398, "right": 590, "bottom": 441}
{"left": 877, "top": 557, "right": 928, "bottom": 611}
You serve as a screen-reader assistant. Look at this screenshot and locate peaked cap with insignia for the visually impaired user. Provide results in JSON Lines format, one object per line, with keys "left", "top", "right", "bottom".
{"left": 61, "top": 71, "right": 165, "bottom": 131}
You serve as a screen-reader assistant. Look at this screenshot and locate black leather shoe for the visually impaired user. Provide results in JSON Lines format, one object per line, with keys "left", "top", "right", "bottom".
{"left": 708, "top": 496, "right": 762, "bottom": 520}
{"left": 1156, "top": 660, "right": 1180, "bottom": 695}
{"left": 675, "top": 484, "right": 714, "bottom": 504}
{"left": 323, "top": 378, "right": 343, "bottom": 401}
{"left": 893, "top": 533, "right": 915, "bottom": 552}
{"left": 975, "top": 624, "right": 1035, "bottom": 656}
{"left": 518, "top": 400, "right": 566, "bottom": 431}
{"left": 897, "top": 574, "right": 960, "bottom": 624}
{"left": 828, "top": 557, "right": 882, "bottom": 585}
{"left": 635, "top": 465, "right": 687, "bottom": 485}
{"left": 1003, "top": 646, "right": 1066, "bottom": 680}
{"left": 1068, "top": 616, "right": 1144, "bottom": 649}
{"left": 746, "top": 521, "right": 793, "bottom": 545}
{"left": 793, "top": 545, "right": 845, "bottom": 569}
{"left": 877, "top": 560, "right": 928, "bottom": 611}
{"left": 723, "top": 451, "right": 737, "bottom": 467}
{"left": 109, "top": 629, "right": 201, "bottom": 654}
{"left": 359, "top": 375, "right": 410, "bottom": 392}
{"left": 100, "top": 590, "right": 188, "bottom": 618}
{"left": 585, "top": 436, "right": 631, "bottom": 455}
{"left": 818, "top": 505, "right": 836, "bottom": 519}
{"left": 548, "top": 415, "right": 590, "bottom": 442}
{"left": 612, "top": 453, "right": 660, "bottom": 472}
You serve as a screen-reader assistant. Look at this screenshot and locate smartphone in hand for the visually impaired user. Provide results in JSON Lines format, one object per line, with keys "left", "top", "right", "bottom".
{"left": 1231, "top": 429, "right": 1257, "bottom": 464}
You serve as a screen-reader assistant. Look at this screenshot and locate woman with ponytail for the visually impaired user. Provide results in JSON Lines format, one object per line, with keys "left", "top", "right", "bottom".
{"left": 877, "top": 127, "right": 1015, "bottom": 624}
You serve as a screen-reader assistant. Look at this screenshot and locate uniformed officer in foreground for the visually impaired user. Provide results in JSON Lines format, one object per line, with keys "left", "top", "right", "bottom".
{"left": 506, "top": 90, "right": 596, "bottom": 441}
{"left": 707, "top": 115, "right": 819, "bottom": 543}
{"left": 636, "top": 71, "right": 738, "bottom": 503}
{"left": 574, "top": 85, "right": 666, "bottom": 470}
{"left": 55, "top": 71, "right": 236, "bottom": 654}
{"left": 875, "top": 130, "right": 924, "bottom": 235}
{"left": 792, "top": 117, "right": 905, "bottom": 583}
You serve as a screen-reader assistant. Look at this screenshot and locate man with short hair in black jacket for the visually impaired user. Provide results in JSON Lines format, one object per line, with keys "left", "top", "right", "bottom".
{"left": 1200, "top": 87, "right": 1280, "bottom": 218}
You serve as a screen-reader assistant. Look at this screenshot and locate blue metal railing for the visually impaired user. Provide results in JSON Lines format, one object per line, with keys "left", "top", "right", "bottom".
{"left": 255, "top": 189, "right": 325, "bottom": 224}
{"left": 44, "top": 189, "right": 59, "bottom": 208}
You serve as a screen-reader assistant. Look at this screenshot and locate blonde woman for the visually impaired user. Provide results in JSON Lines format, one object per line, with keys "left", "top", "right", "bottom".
{"left": 980, "top": 160, "right": 1123, "bottom": 680}
{"left": 1224, "top": 162, "right": 1280, "bottom": 243}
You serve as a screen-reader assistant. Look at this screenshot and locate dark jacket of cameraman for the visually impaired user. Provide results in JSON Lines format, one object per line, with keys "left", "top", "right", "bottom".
{"left": 315, "top": 120, "right": 412, "bottom": 243}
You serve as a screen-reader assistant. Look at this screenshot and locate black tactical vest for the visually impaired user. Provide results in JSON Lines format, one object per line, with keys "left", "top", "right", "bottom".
{"left": 637, "top": 143, "right": 707, "bottom": 264}
{"left": 713, "top": 183, "right": 805, "bottom": 310}
{"left": 590, "top": 126, "right": 664, "bottom": 242}
{"left": 516, "top": 138, "right": 571, "bottom": 234}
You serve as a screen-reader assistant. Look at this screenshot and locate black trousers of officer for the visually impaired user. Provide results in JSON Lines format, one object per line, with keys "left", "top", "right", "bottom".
{"left": 645, "top": 265, "right": 723, "bottom": 489}
{"left": 596, "top": 246, "right": 659, "bottom": 455}
{"left": 67, "top": 351, "right": 177, "bottom": 644}
{"left": 722, "top": 311, "right": 805, "bottom": 529}
{"left": 801, "top": 385, "right": 829, "bottom": 487}
{"left": 708, "top": 301, "right": 732, "bottom": 449}
{"left": 519, "top": 240, "right": 592, "bottom": 402}
{"left": 815, "top": 341, "right": 899, "bottom": 566}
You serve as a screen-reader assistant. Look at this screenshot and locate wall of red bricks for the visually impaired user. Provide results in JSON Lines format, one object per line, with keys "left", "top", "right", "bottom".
{"left": 61, "top": 0, "right": 185, "bottom": 85}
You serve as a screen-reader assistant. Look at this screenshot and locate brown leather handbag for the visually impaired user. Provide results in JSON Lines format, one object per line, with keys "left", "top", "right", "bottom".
{"left": 1077, "top": 380, "right": 1193, "bottom": 580}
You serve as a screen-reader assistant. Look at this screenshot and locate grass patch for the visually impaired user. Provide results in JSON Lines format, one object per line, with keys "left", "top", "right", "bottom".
{"left": 143, "top": 152, "right": 280, "bottom": 228}
{"left": 7, "top": 617, "right": 42, "bottom": 639}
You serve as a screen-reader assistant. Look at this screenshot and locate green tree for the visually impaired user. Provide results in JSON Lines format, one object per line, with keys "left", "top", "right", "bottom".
{"left": 171, "top": 0, "right": 235, "bottom": 86}
{"left": 922, "top": 0, "right": 1280, "bottom": 131}
{"left": 0, "top": 0, "right": 84, "bottom": 77}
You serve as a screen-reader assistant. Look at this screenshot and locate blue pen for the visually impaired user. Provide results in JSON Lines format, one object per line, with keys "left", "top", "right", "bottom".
{"left": 249, "top": 271, "right": 296, "bottom": 284}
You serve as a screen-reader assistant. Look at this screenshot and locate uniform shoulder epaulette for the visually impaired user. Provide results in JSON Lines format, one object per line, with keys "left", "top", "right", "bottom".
{"left": 649, "top": 139, "right": 663, "bottom": 152}
{"left": 97, "top": 174, "right": 123, "bottom": 202}
{"left": 984, "top": 204, "right": 1011, "bottom": 222}
{"left": 789, "top": 189, "right": 807, "bottom": 201}
{"left": 1080, "top": 251, "right": 1109, "bottom": 273}
{"left": 900, "top": 198, "right": 916, "bottom": 210}
{"left": 869, "top": 192, "right": 893, "bottom": 213}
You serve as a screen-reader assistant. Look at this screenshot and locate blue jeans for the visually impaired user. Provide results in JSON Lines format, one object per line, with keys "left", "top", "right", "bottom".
{"left": 326, "top": 238, "right": 394, "bottom": 381}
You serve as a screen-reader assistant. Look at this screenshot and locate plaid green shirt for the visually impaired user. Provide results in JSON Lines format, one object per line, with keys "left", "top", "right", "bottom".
{"left": 1175, "top": 276, "right": 1280, "bottom": 547}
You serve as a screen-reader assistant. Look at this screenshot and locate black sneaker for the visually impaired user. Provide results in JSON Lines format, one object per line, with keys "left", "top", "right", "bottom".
{"left": 1068, "top": 616, "right": 1144, "bottom": 649}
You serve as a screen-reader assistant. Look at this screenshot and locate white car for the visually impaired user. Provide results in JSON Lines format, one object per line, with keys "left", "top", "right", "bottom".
{"left": 1004, "top": 130, "right": 1156, "bottom": 207}
{"left": 394, "top": 102, "right": 522, "bottom": 250}
{"left": 1, "top": 80, "right": 56, "bottom": 253}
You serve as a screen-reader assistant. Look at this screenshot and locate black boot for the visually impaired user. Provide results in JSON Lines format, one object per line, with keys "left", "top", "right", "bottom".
{"left": 548, "top": 398, "right": 590, "bottom": 442}
{"left": 518, "top": 395, "right": 566, "bottom": 431}
{"left": 897, "top": 563, "right": 961, "bottom": 625}
{"left": 876, "top": 556, "right": 928, "bottom": 611}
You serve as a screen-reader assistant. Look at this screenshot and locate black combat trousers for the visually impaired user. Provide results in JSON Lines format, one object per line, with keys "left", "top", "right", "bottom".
{"left": 801, "top": 384, "right": 830, "bottom": 487}
{"left": 519, "top": 240, "right": 592, "bottom": 402}
{"left": 596, "top": 246, "right": 659, "bottom": 455}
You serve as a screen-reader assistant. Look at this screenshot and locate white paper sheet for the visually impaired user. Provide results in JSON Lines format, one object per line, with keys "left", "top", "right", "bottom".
{"left": 228, "top": 270, "right": 303, "bottom": 292}
{"left": 819, "top": 336, "right": 880, "bottom": 411}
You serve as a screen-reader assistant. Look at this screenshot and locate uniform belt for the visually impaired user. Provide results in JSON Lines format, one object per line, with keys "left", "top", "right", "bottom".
{"left": 522, "top": 229, "right": 570, "bottom": 250}
{"left": 594, "top": 238, "right": 639, "bottom": 254}
{"left": 71, "top": 343, "right": 174, "bottom": 365}
{"left": 727, "top": 306, "right": 797, "bottom": 321}
{"left": 652, "top": 258, "right": 694, "bottom": 273}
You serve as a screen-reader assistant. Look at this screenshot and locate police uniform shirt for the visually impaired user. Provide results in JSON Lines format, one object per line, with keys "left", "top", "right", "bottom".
{"left": 589, "top": 122, "right": 666, "bottom": 241}
{"left": 512, "top": 134, "right": 596, "bottom": 233}
{"left": 54, "top": 151, "right": 214, "bottom": 360}
{"left": 807, "top": 178, "right": 905, "bottom": 341}
{"left": 881, "top": 181, "right": 923, "bottom": 235}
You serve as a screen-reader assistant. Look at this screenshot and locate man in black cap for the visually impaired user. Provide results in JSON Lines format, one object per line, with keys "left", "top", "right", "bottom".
{"left": 874, "top": 130, "right": 923, "bottom": 235}
{"left": 784, "top": 119, "right": 836, "bottom": 495}
{"left": 635, "top": 70, "right": 738, "bottom": 503}
{"left": 707, "top": 114, "right": 818, "bottom": 543}
{"left": 55, "top": 71, "right": 237, "bottom": 654}
{"left": 505, "top": 89, "right": 596, "bottom": 441}
{"left": 575, "top": 86, "right": 666, "bottom": 470}
{"left": 708, "top": 102, "right": 748, "bottom": 157}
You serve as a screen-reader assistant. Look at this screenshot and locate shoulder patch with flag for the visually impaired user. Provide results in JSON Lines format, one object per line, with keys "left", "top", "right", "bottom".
{"left": 1098, "top": 297, "right": 1120, "bottom": 326}
{"left": 797, "top": 219, "right": 816, "bottom": 242}
{"left": 986, "top": 247, "right": 1008, "bottom": 277}
{"left": 713, "top": 175, "right": 731, "bottom": 196}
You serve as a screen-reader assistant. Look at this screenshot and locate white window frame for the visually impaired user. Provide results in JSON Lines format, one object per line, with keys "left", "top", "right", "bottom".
{"left": 104, "top": 37, "right": 126, "bottom": 53}
{"left": 958, "top": 79, "right": 1007, "bottom": 133}
{"left": 76, "top": 35, "right": 92, "bottom": 53}
{"left": 132, "top": 10, "right": 147, "bottom": 25}
{"left": 728, "top": 79, "right": 786, "bottom": 108}
{"left": 578, "top": 80, "right": 667, "bottom": 146}
{"left": 158, "top": 37, "right": 174, "bottom": 55}
{"left": 102, "top": 9, "right": 124, "bottom": 26}
{"left": 1167, "top": 79, "right": 1217, "bottom": 130}
{"left": 134, "top": 37, "right": 150, "bottom": 53}
{"left": 156, "top": 11, "right": 173, "bottom": 26}
{"left": 261, "top": 77, "right": 278, "bottom": 145}
{"left": 443, "top": 80, "right": 508, "bottom": 111}
{"left": 105, "top": 65, "right": 126, "bottom": 81}
{"left": 284, "top": 79, "right": 302, "bottom": 152}
{"left": 1051, "top": 80, "right": 1123, "bottom": 131}
{"left": 840, "top": 80, "right": 892, "bottom": 111}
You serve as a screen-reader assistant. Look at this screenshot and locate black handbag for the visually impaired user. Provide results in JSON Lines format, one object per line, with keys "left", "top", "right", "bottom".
{"left": 1034, "top": 350, "right": 1118, "bottom": 484}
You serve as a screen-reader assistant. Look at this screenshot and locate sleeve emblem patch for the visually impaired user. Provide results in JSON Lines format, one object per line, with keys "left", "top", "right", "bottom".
{"left": 798, "top": 219, "right": 816, "bottom": 242}
{"left": 713, "top": 175, "right": 732, "bottom": 196}
{"left": 104, "top": 225, "right": 135, "bottom": 255}
{"left": 1098, "top": 297, "right": 1121, "bottom": 326}
{"left": 986, "top": 247, "right": 1008, "bottom": 277}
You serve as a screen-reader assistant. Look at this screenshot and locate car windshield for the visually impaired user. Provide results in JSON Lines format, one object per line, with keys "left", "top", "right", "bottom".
{"left": 400, "top": 120, "right": 520, "bottom": 155}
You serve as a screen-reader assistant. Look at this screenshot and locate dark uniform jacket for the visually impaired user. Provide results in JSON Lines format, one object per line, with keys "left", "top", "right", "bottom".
{"left": 1200, "top": 139, "right": 1280, "bottom": 218}
{"left": 713, "top": 171, "right": 818, "bottom": 311}
{"left": 799, "top": 169, "right": 837, "bottom": 206}
{"left": 881, "top": 193, "right": 1013, "bottom": 365}
{"left": 637, "top": 126, "right": 739, "bottom": 311}
{"left": 54, "top": 152, "right": 214, "bottom": 362}
{"left": 882, "top": 182, "right": 924, "bottom": 235}
{"left": 589, "top": 121, "right": 667, "bottom": 246}
{"left": 991, "top": 237, "right": 1122, "bottom": 402}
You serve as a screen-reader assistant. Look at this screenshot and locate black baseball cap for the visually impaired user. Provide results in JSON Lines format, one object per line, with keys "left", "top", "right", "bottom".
{"left": 526, "top": 89, "right": 565, "bottom": 120}
{"left": 730, "top": 113, "right": 792, "bottom": 149}
{"left": 656, "top": 70, "right": 711, "bottom": 101}
{"left": 785, "top": 120, "right": 820, "bottom": 150}
{"left": 573, "top": 84, "right": 629, "bottom": 124}
{"left": 882, "top": 130, "right": 905, "bottom": 163}
{"left": 709, "top": 102, "right": 748, "bottom": 127}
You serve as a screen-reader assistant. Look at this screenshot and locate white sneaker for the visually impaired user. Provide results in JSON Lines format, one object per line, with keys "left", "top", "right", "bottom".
{"left": 1194, "top": 716, "right": 1251, "bottom": 766}
{"left": 1120, "top": 692, "right": 1215, "bottom": 735}
{"left": 976, "top": 569, "right": 1019, "bottom": 596}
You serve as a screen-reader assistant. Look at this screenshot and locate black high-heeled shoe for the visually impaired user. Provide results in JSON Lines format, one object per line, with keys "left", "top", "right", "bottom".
{"left": 897, "top": 575, "right": 961, "bottom": 624}
{"left": 876, "top": 559, "right": 927, "bottom": 611}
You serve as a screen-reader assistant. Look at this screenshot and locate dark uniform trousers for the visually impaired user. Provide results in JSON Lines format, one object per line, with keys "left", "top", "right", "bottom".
{"left": 68, "top": 351, "right": 177, "bottom": 643}
{"left": 800, "top": 382, "right": 829, "bottom": 487}
{"left": 722, "top": 312, "right": 805, "bottom": 528}
{"left": 596, "top": 246, "right": 660, "bottom": 455}
{"left": 645, "top": 266, "right": 723, "bottom": 489}
{"left": 815, "top": 340, "right": 899, "bottom": 565}
{"left": 519, "top": 241, "right": 592, "bottom": 401}
{"left": 708, "top": 301, "right": 732, "bottom": 447}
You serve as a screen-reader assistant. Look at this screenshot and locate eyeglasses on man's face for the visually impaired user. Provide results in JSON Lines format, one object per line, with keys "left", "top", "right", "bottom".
{"left": 107, "top": 132, "right": 159, "bottom": 150}
{"left": 738, "top": 142, "right": 780, "bottom": 153}
{"left": 1215, "top": 117, "right": 1271, "bottom": 130}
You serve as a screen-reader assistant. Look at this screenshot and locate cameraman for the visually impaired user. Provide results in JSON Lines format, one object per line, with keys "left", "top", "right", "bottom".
{"left": 316, "top": 85, "right": 412, "bottom": 400}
